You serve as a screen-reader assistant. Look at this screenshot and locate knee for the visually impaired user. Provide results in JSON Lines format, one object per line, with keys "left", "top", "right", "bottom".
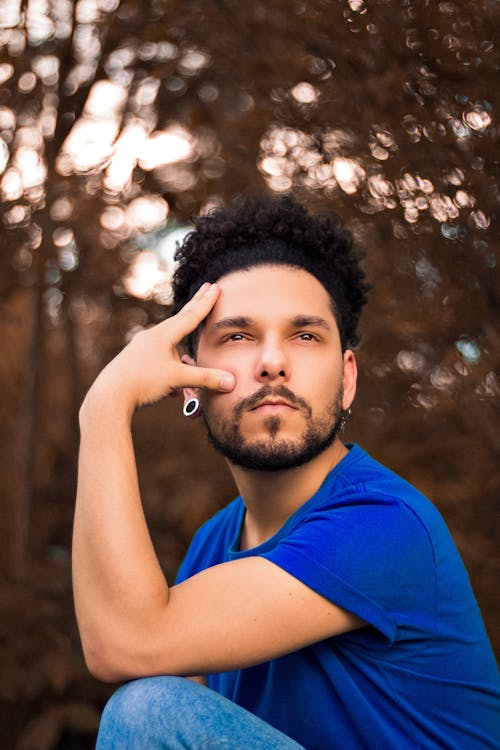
{"left": 97, "top": 676, "right": 199, "bottom": 746}
{"left": 100, "top": 679, "right": 154, "bottom": 730}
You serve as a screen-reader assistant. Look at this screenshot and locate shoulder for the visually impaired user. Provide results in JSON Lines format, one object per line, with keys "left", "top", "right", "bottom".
{"left": 260, "top": 447, "right": 462, "bottom": 641}
{"left": 330, "top": 444, "right": 447, "bottom": 533}
{"left": 266, "top": 445, "right": 456, "bottom": 595}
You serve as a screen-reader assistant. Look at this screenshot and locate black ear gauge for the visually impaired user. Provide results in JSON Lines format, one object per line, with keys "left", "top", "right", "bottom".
{"left": 183, "top": 397, "right": 200, "bottom": 417}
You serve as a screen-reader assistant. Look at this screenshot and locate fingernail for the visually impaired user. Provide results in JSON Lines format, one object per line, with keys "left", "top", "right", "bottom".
{"left": 198, "top": 282, "right": 211, "bottom": 293}
{"left": 220, "top": 374, "right": 235, "bottom": 391}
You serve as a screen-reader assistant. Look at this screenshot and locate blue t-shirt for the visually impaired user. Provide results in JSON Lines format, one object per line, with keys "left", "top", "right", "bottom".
{"left": 176, "top": 445, "right": 500, "bottom": 749}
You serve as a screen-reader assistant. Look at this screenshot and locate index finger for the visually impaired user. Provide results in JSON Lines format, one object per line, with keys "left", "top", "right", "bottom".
{"left": 166, "top": 283, "right": 221, "bottom": 343}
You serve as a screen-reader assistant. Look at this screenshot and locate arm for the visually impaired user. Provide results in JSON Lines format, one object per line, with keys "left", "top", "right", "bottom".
{"left": 73, "top": 283, "right": 363, "bottom": 683}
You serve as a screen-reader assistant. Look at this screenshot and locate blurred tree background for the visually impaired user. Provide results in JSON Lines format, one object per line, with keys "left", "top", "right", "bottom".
{"left": 0, "top": 0, "right": 498, "bottom": 746}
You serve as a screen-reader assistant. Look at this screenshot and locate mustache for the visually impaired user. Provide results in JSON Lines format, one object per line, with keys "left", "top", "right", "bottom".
{"left": 234, "top": 384, "right": 312, "bottom": 418}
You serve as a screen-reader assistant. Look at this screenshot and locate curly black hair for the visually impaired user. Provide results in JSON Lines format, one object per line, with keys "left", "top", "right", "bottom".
{"left": 171, "top": 195, "right": 369, "bottom": 354}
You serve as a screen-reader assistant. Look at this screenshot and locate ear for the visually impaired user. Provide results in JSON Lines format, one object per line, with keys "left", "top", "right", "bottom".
{"left": 342, "top": 350, "right": 357, "bottom": 410}
{"left": 181, "top": 354, "right": 201, "bottom": 411}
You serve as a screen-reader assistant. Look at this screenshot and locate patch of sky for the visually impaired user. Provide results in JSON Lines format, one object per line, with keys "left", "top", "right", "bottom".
{"left": 455, "top": 338, "right": 481, "bottom": 364}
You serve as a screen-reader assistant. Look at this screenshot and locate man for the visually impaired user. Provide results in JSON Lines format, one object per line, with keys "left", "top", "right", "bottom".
{"left": 73, "top": 197, "right": 500, "bottom": 749}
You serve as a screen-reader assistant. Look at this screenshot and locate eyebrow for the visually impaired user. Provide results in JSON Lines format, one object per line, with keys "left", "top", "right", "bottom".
{"left": 213, "top": 315, "right": 331, "bottom": 330}
{"left": 291, "top": 315, "right": 331, "bottom": 330}
{"left": 213, "top": 316, "right": 254, "bottom": 330}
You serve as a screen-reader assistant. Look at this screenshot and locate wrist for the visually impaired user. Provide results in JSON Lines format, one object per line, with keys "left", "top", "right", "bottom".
{"left": 80, "top": 371, "right": 136, "bottom": 428}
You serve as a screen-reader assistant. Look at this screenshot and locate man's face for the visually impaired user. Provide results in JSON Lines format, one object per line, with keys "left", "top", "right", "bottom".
{"left": 193, "top": 264, "right": 357, "bottom": 471}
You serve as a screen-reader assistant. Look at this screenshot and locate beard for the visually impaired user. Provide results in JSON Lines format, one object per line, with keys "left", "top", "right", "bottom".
{"left": 202, "top": 383, "right": 345, "bottom": 472}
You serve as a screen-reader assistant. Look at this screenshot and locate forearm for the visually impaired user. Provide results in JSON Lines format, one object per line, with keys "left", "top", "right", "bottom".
{"left": 71, "top": 283, "right": 235, "bottom": 680}
{"left": 73, "top": 380, "right": 169, "bottom": 679}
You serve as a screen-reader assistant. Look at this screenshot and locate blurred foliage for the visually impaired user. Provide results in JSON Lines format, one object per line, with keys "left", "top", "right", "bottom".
{"left": 0, "top": 0, "right": 499, "bottom": 746}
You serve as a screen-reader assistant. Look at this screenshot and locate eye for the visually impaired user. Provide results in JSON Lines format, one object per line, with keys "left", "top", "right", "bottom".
{"left": 224, "top": 332, "right": 246, "bottom": 342}
{"left": 297, "top": 332, "right": 317, "bottom": 341}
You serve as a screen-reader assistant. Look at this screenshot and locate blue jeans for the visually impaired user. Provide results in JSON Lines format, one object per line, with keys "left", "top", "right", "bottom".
{"left": 96, "top": 676, "right": 307, "bottom": 749}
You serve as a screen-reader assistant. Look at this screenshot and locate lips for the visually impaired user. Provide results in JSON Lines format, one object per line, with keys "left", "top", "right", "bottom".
{"left": 235, "top": 386, "right": 311, "bottom": 420}
{"left": 250, "top": 399, "right": 297, "bottom": 411}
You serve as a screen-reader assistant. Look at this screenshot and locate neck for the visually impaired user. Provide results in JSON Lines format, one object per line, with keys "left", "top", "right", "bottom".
{"left": 229, "top": 439, "right": 348, "bottom": 550}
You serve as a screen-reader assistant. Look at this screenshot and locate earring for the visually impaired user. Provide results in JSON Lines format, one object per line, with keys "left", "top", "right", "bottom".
{"left": 339, "top": 407, "right": 352, "bottom": 431}
{"left": 183, "top": 397, "right": 200, "bottom": 418}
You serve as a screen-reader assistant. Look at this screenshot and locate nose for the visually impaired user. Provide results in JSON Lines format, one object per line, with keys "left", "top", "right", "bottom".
{"left": 255, "top": 337, "right": 288, "bottom": 382}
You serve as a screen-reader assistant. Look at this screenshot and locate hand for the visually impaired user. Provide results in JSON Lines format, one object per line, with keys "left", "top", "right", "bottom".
{"left": 82, "top": 283, "right": 235, "bottom": 415}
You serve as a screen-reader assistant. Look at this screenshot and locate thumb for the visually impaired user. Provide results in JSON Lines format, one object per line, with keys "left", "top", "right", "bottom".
{"left": 180, "top": 362, "right": 235, "bottom": 393}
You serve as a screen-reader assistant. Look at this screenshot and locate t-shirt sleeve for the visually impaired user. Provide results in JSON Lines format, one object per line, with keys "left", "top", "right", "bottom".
{"left": 261, "top": 494, "right": 437, "bottom": 644}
